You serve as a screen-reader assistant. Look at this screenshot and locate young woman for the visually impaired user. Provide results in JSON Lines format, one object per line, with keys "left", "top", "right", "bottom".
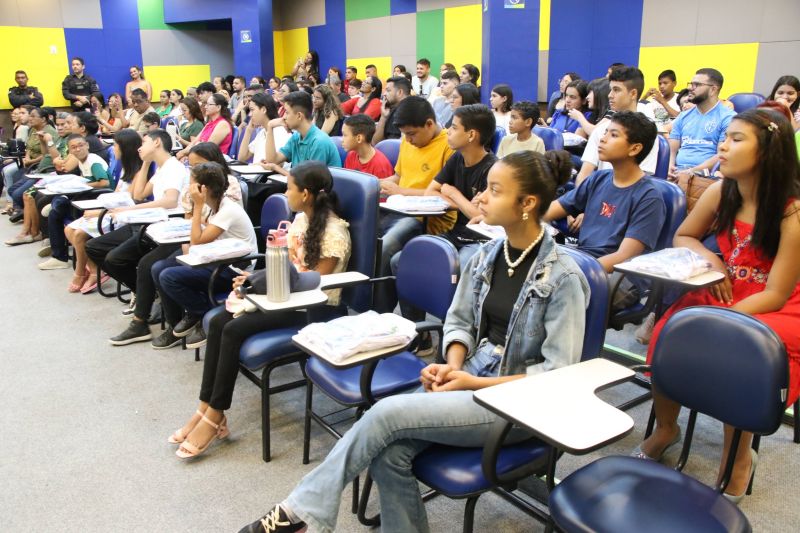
{"left": 291, "top": 50, "right": 320, "bottom": 81}
{"left": 177, "top": 93, "right": 233, "bottom": 159}
{"left": 168, "top": 161, "right": 351, "bottom": 459}
{"left": 125, "top": 66, "right": 151, "bottom": 103}
{"left": 550, "top": 80, "right": 592, "bottom": 137}
{"left": 176, "top": 97, "right": 204, "bottom": 147}
{"left": 154, "top": 90, "right": 173, "bottom": 117}
{"left": 460, "top": 63, "right": 480, "bottom": 87}
{"left": 238, "top": 93, "right": 290, "bottom": 163}
{"left": 96, "top": 92, "right": 124, "bottom": 135}
{"left": 167, "top": 89, "right": 184, "bottom": 118}
{"left": 393, "top": 64, "right": 407, "bottom": 76}
{"left": 63, "top": 129, "right": 142, "bottom": 293}
{"left": 490, "top": 84, "right": 513, "bottom": 134}
{"left": 311, "top": 84, "right": 344, "bottom": 136}
{"left": 341, "top": 76, "right": 382, "bottom": 120}
{"left": 445, "top": 83, "right": 481, "bottom": 128}
{"left": 11, "top": 105, "right": 30, "bottom": 140}
{"left": 578, "top": 77, "right": 611, "bottom": 136}
{"left": 179, "top": 142, "right": 243, "bottom": 215}
{"left": 237, "top": 150, "right": 589, "bottom": 533}
{"left": 90, "top": 93, "right": 109, "bottom": 125}
{"left": 635, "top": 109, "right": 800, "bottom": 504}
{"left": 276, "top": 80, "right": 298, "bottom": 116}
{"left": 547, "top": 72, "right": 581, "bottom": 120}
{"left": 154, "top": 161, "right": 256, "bottom": 348}
{"left": 212, "top": 76, "right": 225, "bottom": 93}
{"left": 267, "top": 76, "right": 281, "bottom": 95}
{"left": 251, "top": 76, "right": 267, "bottom": 87}
{"left": 768, "top": 75, "right": 800, "bottom": 129}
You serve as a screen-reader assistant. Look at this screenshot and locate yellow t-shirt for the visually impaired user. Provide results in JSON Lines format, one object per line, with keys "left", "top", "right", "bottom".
{"left": 394, "top": 129, "right": 455, "bottom": 234}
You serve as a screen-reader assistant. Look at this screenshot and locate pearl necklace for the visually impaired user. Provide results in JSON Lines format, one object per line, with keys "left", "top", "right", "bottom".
{"left": 503, "top": 225, "right": 545, "bottom": 277}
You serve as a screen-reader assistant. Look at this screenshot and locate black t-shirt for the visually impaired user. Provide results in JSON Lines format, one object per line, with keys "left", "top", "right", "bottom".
{"left": 435, "top": 151, "right": 497, "bottom": 228}
{"left": 384, "top": 107, "right": 402, "bottom": 140}
{"left": 482, "top": 241, "right": 541, "bottom": 346}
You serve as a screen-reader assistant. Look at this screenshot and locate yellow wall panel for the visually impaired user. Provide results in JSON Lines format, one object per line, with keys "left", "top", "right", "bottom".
{"left": 1, "top": 26, "right": 69, "bottom": 109}
{"left": 345, "top": 57, "right": 393, "bottom": 83}
{"left": 444, "top": 5, "right": 482, "bottom": 75}
{"left": 144, "top": 65, "right": 211, "bottom": 97}
{"left": 273, "top": 28, "right": 309, "bottom": 78}
{"left": 638, "top": 43, "right": 759, "bottom": 98}
{"left": 539, "top": 0, "right": 550, "bottom": 51}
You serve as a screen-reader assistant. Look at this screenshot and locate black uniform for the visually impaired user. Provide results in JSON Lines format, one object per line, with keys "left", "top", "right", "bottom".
{"left": 8, "top": 85, "right": 44, "bottom": 108}
{"left": 61, "top": 73, "right": 100, "bottom": 111}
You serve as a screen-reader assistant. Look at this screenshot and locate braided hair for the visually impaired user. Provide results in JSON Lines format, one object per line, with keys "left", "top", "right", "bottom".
{"left": 289, "top": 161, "right": 341, "bottom": 269}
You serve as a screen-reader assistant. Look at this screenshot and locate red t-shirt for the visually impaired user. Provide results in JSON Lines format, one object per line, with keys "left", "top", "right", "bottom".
{"left": 342, "top": 97, "right": 381, "bottom": 120}
{"left": 344, "top": 149, "right": 394, "bottom": 179}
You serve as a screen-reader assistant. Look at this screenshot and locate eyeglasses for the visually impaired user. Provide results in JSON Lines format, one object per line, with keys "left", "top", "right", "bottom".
{"left": 687, "top": 82, "right": 716, "bottom": 89}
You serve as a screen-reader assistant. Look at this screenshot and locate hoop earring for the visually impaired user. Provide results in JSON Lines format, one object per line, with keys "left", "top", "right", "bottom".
{"left": 522, "top": 212, "right": 529, "bottom": 221}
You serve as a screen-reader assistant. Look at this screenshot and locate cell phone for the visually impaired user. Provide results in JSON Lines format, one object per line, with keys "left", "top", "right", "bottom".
{"left": 228, "top": 265, "right": 245, "bottom": 275}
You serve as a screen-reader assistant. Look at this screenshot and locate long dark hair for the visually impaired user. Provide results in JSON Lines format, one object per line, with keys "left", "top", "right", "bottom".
{"left": 182, "top": 97, "right": 204, "bottom": 122}
{"left": 491, "top": 84, "right": 513, "bottom": 113}
{"left": 454, "top": 83, "right": 481, "bottom": 106}
{"left": 290, "top": 161, "right": 341, "bottom": 269}
{"left": 566, "top": 79, "right": 590, "bottom": 113}
{"left": 250, "top": 92, "right": 280, "bottom": 120}
{"left": 462, "top": 64, "right": 480, "bottom": 86}
{"left": 767, "top": 75, "right": 800, "bottom": 113}
{"left": 502, "top": 150, "right": 573, "bottom": 217}
{"left": 587, "top": 77, "right": 610, "bottom": 124}
{"left": 191, "top": 161, "right": 227, "bottom": 213}
{"left": 113, "top": 128, "right": 143, "bottom": 183}
{"left": 209, "top": 93, "right": 233, "bottom": 127}
{"left": 715, "top": 108, "right": 800, "bottom": 258}
{"left": 360, "top": 76, "right": 382, "bottom": 110}
{"left": 189, "top": 142, "right": 231, "bottom": 176}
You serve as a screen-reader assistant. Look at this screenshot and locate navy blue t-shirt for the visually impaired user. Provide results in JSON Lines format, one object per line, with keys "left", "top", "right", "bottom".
{"left": 558, "top": 169, "right": 666, "bottom": 258}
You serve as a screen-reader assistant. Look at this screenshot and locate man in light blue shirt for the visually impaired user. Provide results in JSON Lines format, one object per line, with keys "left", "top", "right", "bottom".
{"left": 668, "top": 68, "right": 736, "bottom": 178}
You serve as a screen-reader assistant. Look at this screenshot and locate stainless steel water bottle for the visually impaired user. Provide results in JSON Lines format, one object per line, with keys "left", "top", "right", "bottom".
{"left": 266, "top": 221, "right": 291, "bottom": 302}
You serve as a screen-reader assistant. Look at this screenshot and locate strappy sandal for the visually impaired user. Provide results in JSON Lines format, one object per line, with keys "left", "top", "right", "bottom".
{"left": 176, "top": 415, "right": 229, "bottom": 459}
{"left": 168, "top": 410, "right": 205, "bottom": 444}
{"left": 68, "top": 274, "right": 90, "bottom": 293}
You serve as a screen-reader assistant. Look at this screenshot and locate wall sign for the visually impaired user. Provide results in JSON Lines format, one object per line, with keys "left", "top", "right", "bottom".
{"left": 240, "top": 30, "right": 252, "bottom": 43}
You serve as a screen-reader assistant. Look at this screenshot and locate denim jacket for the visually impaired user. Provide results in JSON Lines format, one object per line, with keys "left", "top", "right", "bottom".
{"left": 443, "top": 231, "right": 590, "bottom": 376}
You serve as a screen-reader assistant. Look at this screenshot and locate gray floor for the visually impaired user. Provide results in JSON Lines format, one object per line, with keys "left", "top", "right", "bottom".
{"left": 2, "top": 219, "right": 797, "bottom": 533}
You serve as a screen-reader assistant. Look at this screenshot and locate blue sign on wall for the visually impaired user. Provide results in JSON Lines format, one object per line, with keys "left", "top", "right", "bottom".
{"left": 240, "top": 30, "right": 252, "bottom": 43}
{"left": 504, "top": 0, "right": 525, "bottom": 8}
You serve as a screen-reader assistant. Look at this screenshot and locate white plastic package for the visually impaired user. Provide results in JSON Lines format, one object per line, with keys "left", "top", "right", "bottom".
{"left": 624, "top": 247, "right": 713, "bottom": 280}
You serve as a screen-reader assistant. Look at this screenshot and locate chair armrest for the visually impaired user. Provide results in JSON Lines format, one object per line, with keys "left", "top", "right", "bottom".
{"left": 481, "top": 418, "right": 553, "bottom": 488}
{"left": 319, "top": 271, "right": 370, "bottom": 290}
{"left": 177, "top": 252, "right": 262, "bottom": 269}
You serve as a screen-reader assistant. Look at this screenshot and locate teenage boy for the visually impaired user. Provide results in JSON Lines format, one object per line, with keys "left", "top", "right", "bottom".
{"left": 38, "top": 134, "right": 111, "bottom": 269}
{"left": 141, "top": 111, "right": 161, "bottom": 133}
{"left": 412, "top": 58, "right": 438, "bottom": 98}
{"left": 496, "top": 101, "right": 546, "bottom": 158}
{"left": 375, "top": 96, "right": 454, "bottom": 313}
{"left": 365, "top": 64, "right": 378, "bottom": 79}
{"left": 87, "top": 130, "right": 188, "bottom": 345}
{"left": 262, "top": 91, "right": 340, "bottom": 177}
{"left": 645, "top": 69, "right": 680, "bottom": 132}
{"left": 342, "top": 114, "right": 394, "bottom": 179}
{"left": 344, "top": 66, "right": 356, "bottom": 93}
{"left": 669, "top": 67, "right": 735, "bottom": 180}
{"left": 545, "top": 111, "right": 666, "bottom": 310}
{"left": 577, "top": 66, "right": 658, "bottom": 187}
{"left": 429, "top": 70, "right": 459, "bottom": 127}
{"left": 373, "top": 76, "right": 412, "bottom": 144}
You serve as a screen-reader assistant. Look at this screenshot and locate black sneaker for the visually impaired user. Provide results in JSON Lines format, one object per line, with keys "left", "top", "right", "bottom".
{"left": 184, "top": 324, "right": 206, "bottom": 349}
{"left": 173, "top": 316, "right": 200, "bottom": 337}
{"left": 9, "top": 210, "right": 23, "bottom": 224}
{"left": 414, "top": 332, "right": 435, "bottom": 358}
{"left": 109, "top": 320, "right": 152, "bottom": 346}
{"left": 151, "top": 328, "right": 182, "bottom": 350}
{"left": 238, "top": 505, "right": 306, "bottom": 533}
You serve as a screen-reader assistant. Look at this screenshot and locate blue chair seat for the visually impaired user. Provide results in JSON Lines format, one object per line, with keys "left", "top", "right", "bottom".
{"left": 549, "top": 456, "right": 751, "bottom": 533}
{"left": 413, "top": 440, "right": 550, "bottom": 497}
{"left": 239, "top": 328, "right": 302, "bottom": 370}
{"left": 305, "top": 351, "right": 426, "bottom": 405}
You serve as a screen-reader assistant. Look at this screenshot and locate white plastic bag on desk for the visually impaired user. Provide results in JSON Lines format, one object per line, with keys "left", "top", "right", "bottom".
{"left": 385, "top": 194, "right": 451, "bottom": 213}
{"left": 187, "top": 238, "right": 255, "bottom": 263}
{"left": 147, "top": 218, "right": 193, "bottom": 240}
{"left": 98, "top": 191, "right": 135, "bottom": 209}
{"left": 296, "top": 311, "right": 417, "bottom": 363}
{"left": 115, "top": 207, "right": 169, "bottom": 224}
{"left": 624, "top": 247, "right": 713, "bottom": 280}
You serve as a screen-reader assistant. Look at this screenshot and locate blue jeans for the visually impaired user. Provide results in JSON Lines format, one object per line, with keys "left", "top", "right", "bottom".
{"left": 374, "top": 212, "right": 424, "bottom": 313}
{"left": 47, "top": 195, "right": 71, "bottom": 261}
{"left": 157, "top": 263, "right": 237, "bottom": 326}
{"left": 9, "top": 176, "right": 36, "bottom": 209}
{"left": 2, "top": 162, "right": 20, "bottom": 198}
{"left": 284, "top": 340, "right": 529, "bottom": 532}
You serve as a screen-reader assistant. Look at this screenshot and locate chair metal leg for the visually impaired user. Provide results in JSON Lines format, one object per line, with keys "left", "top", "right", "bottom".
{"left": 356, "top": 474, "right": 381, "bottom": 526}
{"left": 675, "top": 410, "right": 697, "bottom": 472}
{"left": 194, "top": 347, "right": 200, "bottom": 362}
{"left": 261, "top": 366, "right": 272, "bottom": 463}
{"left": 303, "top": 377, "right": 313, "bottom": 465}
{"left": 644, "top": 404, "right": 656, "bottom": 439}
{"left": 351, "top": 476, "right": 359, "bottom": 515}
{"left": 462, "top": 496, "right": 480, "bottom": 533}
{"left": 794, "top": 399, "right": 800, "bottom": 444}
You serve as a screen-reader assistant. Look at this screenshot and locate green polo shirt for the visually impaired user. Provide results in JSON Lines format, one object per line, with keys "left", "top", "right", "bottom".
{"left": 279, "top": 124, "right": 341, "bottom": 167}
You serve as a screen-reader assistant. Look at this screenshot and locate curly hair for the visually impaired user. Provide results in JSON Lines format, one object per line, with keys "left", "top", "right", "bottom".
{"left": 313, "top": 84, "right": 344, "bottom": 122}
{"left": 290, "top": 161, "right": 342, "bottom": 269}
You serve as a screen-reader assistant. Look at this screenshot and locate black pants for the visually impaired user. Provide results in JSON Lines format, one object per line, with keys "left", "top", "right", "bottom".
{"left": 132, "top": 244, "right": 181, "bottom": 320}
{"left": 86, "top": 225, "right": 136, "bottom": 278}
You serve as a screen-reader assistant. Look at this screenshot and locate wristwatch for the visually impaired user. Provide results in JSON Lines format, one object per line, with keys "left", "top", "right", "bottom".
{"left": 47, "top": 140, "right": 54, "bottom": 147}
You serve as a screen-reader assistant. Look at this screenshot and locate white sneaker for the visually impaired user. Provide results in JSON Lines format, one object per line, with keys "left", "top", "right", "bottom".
{"left": 38, "top": 239, "right": 52, "bottom": 258}
{"left": 40, "top": 204, "right": 52, "bottom": 217}
{"left": 635, "top": 312, "right": 656, "bottom": 344}
{"left": 38, "top": 257, "right": 69, "bottom": 270}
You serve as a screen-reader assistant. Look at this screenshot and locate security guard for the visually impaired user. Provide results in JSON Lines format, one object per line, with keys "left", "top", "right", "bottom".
{"left": 61, "top": 57, "right": 100, "bottom": 111}
{"left": 7, "top": 70, "right": 43, "bottom": 108}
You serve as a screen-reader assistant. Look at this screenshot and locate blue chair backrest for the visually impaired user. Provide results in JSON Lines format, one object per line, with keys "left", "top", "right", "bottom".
{"left": 653, "top": 135, "right": 670, "bottom": 179}
{"left": 260, "top": 193, "right": 291, "bottom": 241}
{"left": 329, "top": 167, "right": 380, "bottom": 311}
{"left": 650, "top": 179, "right": 686, "bottom": 250}
{"left": 490, "top": 126, "right": 507, "bottom": 154}
{"left": 533, "top": 126, "right": 564, "bottom": 151}
{"left": 728, "top": 93, "right": 765, "bottom": 113}
{"left": 330, "top": 136, "right": 347, "bottom": 166}
{"left": 375, "top": 139, "right": 401, "bottom": 168}
{"left": 559, "top": 246, "right": 609, "bottom": 360}
{"left": 160, "top": 116, "right": 172, "bottom": 129}
{"left": 104, "top": 146, "right": 121, "bottom": 186}
{"left": 228, "top": 126, "right": 241, "bottom": 158}
{"left": 396, "top": 236, "right": 459, "bottom": 321}
{"left": 652, "top": 306, "right": 787, "bottom": 434}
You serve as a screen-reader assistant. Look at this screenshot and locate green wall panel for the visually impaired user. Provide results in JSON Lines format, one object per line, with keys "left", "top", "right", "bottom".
{"left": 345, "top": 0, "right": 391, "bottom": 22}
{"left": 137, "top": 0, "right": 205, "bottom": 30}
{"left": 416, "top": 9, "right": 445, "bottom": 72}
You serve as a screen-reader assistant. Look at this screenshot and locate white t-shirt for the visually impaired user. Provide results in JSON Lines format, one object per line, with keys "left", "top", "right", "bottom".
{"left": 646, "top": 94, "right": 679, "bottom": 133}
{"left": 412, "top": 76, "right": 439, "bottom": 99}
{"left": 581, "top": 116, "right": 659, "bottom": 174}
{"left": 494, "top": 112, "right": 511, "bottom": 135}
{"left": 249, "top": 127, "right": 291, "bottom": 163}
{"left": 208, "top": 197, "right": 257, "bottom": 252}
{"left": 151, "top": 157, "right": 188, "bottom": 202}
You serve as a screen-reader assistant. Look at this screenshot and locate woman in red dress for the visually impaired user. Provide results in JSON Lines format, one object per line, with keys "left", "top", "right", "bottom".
{"left": 636, "top": 108, "right": 800, "bottom": 502}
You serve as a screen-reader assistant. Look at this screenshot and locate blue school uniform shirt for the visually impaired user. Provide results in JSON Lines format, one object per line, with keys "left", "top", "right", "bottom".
{"left": 558, "top": 169, "right": 666, "bottom": 258}
{"left": 669, "top": 102, "right": 735, "bottom": 167}
{"left": 279, "top": 124, "right": 341, "bottom": 167}
{"left": 549, "top": 109, "right": 590, "bottom": 134}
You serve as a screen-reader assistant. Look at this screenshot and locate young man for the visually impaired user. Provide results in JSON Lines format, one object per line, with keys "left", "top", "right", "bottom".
{"left": 37, "top": 134, "right": 111, "bottom": 269}
{"left": 86, "top": 130, "right": 188, "bottom": 345}
{"left": 545, "top": 111, "right": 666, "bottom": 310}
{"left": 429, "top": 70, "right": 459, "bottom": 127}
{"left": 496, "top": 100, "right": 546, "bottom": 158}
{"left": 412, "top": 58, "right": 438, "bottom": 99}
{"left": 645, "top": 69, "right": 680, "bottom": 132}
{"left": 196, "top": 81, "right": 216, "bottom": 115}
{"left": 61, "top": 57, "right": 100, "bottom": 111}
{"left": 8, "top": 70, "right": 43, "bottom": 108}
{"left": 262, "top": 90, "right": 341, "bottom": 176}
{"left": 364, "top": 64, "right": 378, "bottom": 80}
{"left": 373, "top": 76, "right": 411, "bottom": 144}
{"left": 343, "top": 65, "right": 357, "bottom": 93}
{"left": 375, "top": 96, "right": 454, "bottom": 313}
{"left": 341, "top": 114, "right": 394, "bottom": 179}
{"left": 228, "top": 76, "right": 246, "bottom": 113}
{"left": 668, "top": 68, "right": 735, "bottom": 180}
{"left": 124, "top": 89, "right": 157, "bottom": 135}
{"left": 576, "top": 66, "right": 658, "bottom": 187}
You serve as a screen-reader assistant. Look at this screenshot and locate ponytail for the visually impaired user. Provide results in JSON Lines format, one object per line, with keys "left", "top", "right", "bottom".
{"left": 290, "top": 161, "right": 341, "bottom": 269}
{"left": 502, "top": 149, "right": 573, "bottom": 216}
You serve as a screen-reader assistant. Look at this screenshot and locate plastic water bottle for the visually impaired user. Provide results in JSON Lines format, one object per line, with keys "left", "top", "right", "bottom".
{"left": 266, "top": 220, "right": 291, "bottom": 302}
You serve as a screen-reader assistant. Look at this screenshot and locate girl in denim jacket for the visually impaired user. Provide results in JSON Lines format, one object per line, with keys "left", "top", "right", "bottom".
{"left": 239, "top": 150, "right": 590, "bottom": 533}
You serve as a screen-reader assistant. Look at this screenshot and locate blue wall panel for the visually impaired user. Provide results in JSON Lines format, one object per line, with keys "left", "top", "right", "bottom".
{"left": 309, "top": 0, "right": 346, "bottom": 78}
{"left": 99, "top": 0, "right": 141, "bottom": 30}
{"left": 64, "top": 28, "right": 141, "bottom": 97}
{"left": 391, "top": 0, "right": 417, "bottom": 16}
